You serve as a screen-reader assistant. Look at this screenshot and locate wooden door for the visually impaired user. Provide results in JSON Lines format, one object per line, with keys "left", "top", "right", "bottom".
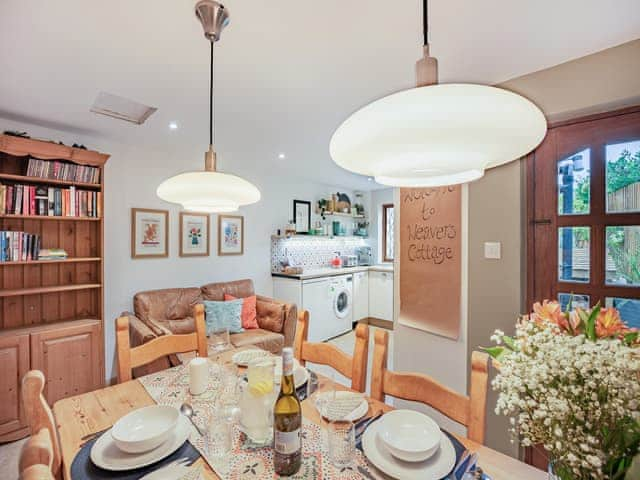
{"left": 30, "top": 320, "right": 102, "bottom": 406}
{"left": 0, "top": 333, "right": 30, "bottom": 441}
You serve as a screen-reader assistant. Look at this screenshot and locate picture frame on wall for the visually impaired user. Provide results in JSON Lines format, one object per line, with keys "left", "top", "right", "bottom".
{"left": 218, "top": 215, "right": 244, "bottom": 255}
{"left": 131, "top": 208, "right": 169, "bottom": 259}
{"left": 293, "top": 200, "right": 311, "bottom": 234}
{"left": 179, "top": 212, "right": 210, "bottom": 257}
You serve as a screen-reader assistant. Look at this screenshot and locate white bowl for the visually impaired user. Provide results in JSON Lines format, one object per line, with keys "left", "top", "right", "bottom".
{"left": 111, "top": 405, "right": 179, "bottom": 454}
{"left": 377, "top": 410, "right": 441, "bottom": 462}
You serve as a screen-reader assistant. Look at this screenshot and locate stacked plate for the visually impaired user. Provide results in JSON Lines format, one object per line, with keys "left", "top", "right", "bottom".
{"left": 90, "top": 405, "right": 190, "bottom": 471}
{"left": 362, "top": 410, "right": 456, "bottom": 480}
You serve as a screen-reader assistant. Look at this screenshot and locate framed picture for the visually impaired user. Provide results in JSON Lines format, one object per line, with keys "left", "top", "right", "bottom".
{"left": 131, "top": 208, "right": 168, "bottom": 258}
{"left": 218, "top": 215, "right": 244, "bottom": 255}
{"left": 293, "top": 200, "right": 311, "bottom": 234}
{"left": 179, "top": 212, "right": 210, "bottom": 257}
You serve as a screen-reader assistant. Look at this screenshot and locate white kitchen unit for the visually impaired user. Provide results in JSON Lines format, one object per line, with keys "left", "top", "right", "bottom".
{"left": 352, "top": 270, "right": 369, "bottom": 321}
{"left": 368, "top": 269, "right": 394, "bottom": 321}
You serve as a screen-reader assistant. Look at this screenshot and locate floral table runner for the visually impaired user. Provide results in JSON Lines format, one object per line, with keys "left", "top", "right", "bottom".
{"left": 138, "top": 362, "right": 378, "bottom": 479}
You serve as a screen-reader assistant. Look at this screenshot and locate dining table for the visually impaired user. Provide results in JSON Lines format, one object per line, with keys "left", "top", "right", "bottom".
{"left": 53, "top": 346, "right": 546, "bottom": 480}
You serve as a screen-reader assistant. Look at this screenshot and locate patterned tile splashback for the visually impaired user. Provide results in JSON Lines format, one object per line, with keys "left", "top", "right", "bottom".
{"left": 271, "top": 236, "right": 368, "bottom": 271}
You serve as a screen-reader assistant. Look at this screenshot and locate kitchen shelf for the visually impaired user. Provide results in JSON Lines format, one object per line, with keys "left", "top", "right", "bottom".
{"left": 272, "top": 234, "right": 369, "bottom": 240}
{"left": 0, "top": 214, "right": 101, "bottom": 221}
{"left": 321, "top": 211, "right": 367, "bottom": 219}
{"left": 0, "top": 173, "right": 101, "bottom": 189}
{"left": 0, "top": 283, "right": 102, "bottom": 298}
{"left": 0, "top": 257, "right": 101, "bottom": 266}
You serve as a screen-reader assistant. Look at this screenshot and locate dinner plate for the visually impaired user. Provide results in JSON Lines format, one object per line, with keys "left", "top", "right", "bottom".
{"left": 90, "top": 414, "right": 191, "bottom": 471}
{"left": 314, "top": 391, "right": 368, "bottom": 421}
{"left": 362, "top": 419, "right": 456, "bottom": 480}
{"left": 232, "top": 349, "right": 270, "bottom": 366}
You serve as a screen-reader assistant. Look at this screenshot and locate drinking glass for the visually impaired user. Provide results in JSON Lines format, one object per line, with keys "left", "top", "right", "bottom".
{"left": 210, "top": 327, "right": 230, "bottom": 353}
{"left": 218, "top": 363, "right": 241, "bottom": 422}
{"left": 206, "top": 402, "right": 233, "bottom": 458}
{"left": 327, "top": 420, "right": 355, "bottom": 468}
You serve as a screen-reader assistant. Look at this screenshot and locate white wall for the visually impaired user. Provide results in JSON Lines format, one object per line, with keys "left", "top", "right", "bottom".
{"left": 0, "top": 118, "right": 368, "bottom": 382}
{"left": 369, "top": 188, "right": 394, "bottom": 263}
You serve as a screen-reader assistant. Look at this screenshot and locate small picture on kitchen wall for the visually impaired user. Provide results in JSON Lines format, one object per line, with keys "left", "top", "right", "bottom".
{"left": 218, "top": 215, "right": 244, "bottom": 255}
{"left": 131, "top": 208, "right": 169, "bottom": 259}
{"left": 293, "top": 200, "right": 311, "bottom": 234}
{"left": 180, "top": 212, "right": 209, "bottom": 257}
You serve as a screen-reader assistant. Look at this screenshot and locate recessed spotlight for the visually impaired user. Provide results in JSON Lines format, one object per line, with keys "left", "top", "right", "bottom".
{"left": 169, "top": 122, "right": 178, "bottom": 130}
{"left": 367, "top": 177, "right": 373, "bottom": 182}
{"left": 278, "top": 153, "right": 286, "bottom": 159}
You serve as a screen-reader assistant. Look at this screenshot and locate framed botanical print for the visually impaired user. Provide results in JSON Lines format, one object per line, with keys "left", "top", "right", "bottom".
{"left": 131, "top": 208, "right": 169, "bottom": 259}
{"left": 218, "top": 215, "right": 244, "bottom": 255}
{"left": 179, "top": 212, "right": 210, "bottom": 257}
{"left": 293, "top": 200, "right": 311, "bottom": 234}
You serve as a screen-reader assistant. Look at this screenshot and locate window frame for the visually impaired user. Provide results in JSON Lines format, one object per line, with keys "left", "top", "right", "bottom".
{"left": 382, "top": 203, "right": 394, "bottom": 262}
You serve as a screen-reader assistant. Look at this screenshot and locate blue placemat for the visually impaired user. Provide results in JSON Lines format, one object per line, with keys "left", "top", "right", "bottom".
{"left": 70, "top": 433, "right": 200, "bottom": 480}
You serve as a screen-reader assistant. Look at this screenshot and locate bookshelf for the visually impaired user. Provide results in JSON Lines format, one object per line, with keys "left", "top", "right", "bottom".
{"left": 0, "top": 133, "right": 108, "bottom": 442}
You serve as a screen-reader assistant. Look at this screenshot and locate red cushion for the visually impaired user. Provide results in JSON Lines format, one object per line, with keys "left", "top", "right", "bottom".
{"left": 224, "top": 293, "right": 259, "bottom": 329}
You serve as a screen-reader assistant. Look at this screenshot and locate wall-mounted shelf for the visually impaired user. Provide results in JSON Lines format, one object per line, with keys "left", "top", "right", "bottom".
{"left": 0, "top": 257, "right": 101, "bottom": 266}
{"left": 272, "top": 234, "right": 369, "bottom": 240}
{"left": 321, "top": 211, "right": 366, "bottom": 219}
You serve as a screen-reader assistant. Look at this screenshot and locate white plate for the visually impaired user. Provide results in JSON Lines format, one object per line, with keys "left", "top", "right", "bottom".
{"left": 314, "top": 391, "right": 368, "bottom": 422}
{"left": 91, "top": 414, "right": 191, "bottom": 471}
{"left": 362, "top": 419, "right": 456, "bottom": 480}
{"left": 273, "top": 357, "right": 308, "bottom": 389}
{"left": 232, "top": 349, "right": 270, "bottom": 366}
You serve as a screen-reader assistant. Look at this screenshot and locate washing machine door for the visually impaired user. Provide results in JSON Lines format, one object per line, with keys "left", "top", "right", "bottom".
{"left": 333, "top": 284, "right": 351, "bottom": 319}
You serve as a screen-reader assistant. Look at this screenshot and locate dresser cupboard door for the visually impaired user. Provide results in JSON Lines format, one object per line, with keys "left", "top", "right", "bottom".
{"left": 30, "top": 321, "right": 102, "bottom": 405}
{"left": 0, "top": 334, "right": 30, "bottom": 439}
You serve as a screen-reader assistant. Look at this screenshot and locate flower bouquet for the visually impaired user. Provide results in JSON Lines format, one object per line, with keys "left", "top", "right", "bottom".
{"left": 484, "top": 299, "right": 640, "bottom": 480}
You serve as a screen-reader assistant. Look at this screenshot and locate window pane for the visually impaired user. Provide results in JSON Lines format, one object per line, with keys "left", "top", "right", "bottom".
{"left": 606, "top": 140, "right": 640, "bottom": 213}
{"left": 606, "top": 225, "right": 640, "bottom": 286}
{"left": 605, "top": 297, "right": 640, "bottom": 329}
{"left": 558, "top": 227, "right": 590, "bottom": 283}
{"left": 385, "top": 206, "right": 394, "bottom": 260}
{"left": 558, "top": 149, "right": 590, "bottom": 215}
{"left": 558, "top": 293, "right": 590, "bottom": 311}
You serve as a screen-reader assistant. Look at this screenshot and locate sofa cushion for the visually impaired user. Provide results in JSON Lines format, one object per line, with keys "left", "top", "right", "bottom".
{"left": 204, "top": 299, "right": 244, "bottom": 334}
{"left": 230, "top": 329, "right": 284, "bottom": 354}
{"left": 134, "top": 287, "right": 202, "bottom": 324}
{"left": 225, "top": 293, "right": 259, "bottom": 329}
{"left": 201, "top": 279, "right": 255, "bottom": 301}
{"left": 256, "top": 299, "right": 285, "bottom": 333}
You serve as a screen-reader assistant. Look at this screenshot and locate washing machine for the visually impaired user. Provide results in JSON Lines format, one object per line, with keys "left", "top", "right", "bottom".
{"left": 301, "top": 274, "right": 353, "bottom": 342}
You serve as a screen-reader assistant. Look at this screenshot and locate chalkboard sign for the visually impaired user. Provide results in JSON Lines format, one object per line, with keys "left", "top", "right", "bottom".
{"left": 399, "top": 186, "right": 461, "bottom": 339}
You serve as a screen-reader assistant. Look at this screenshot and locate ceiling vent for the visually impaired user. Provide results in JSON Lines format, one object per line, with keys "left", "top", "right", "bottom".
{"left": 90, "top": 92, "right": 157, "bottom": 125}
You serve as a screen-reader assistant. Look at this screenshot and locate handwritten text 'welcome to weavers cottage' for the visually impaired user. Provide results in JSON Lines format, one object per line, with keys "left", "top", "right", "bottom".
{"left": 403, "top": 187, "right": 457, "bottom": 265}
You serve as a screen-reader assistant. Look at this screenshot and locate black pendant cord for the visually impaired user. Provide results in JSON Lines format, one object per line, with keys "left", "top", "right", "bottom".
{"left": 209, "top": 40, "right": 214, "bottom": 146}
{"left": 423, "top": 0, "right": 428, "bottom": 46}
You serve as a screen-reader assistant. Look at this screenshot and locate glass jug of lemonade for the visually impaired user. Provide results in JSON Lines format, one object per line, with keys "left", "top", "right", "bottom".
{"left": 239, "top": 357, "right": 278, "bottom": 444}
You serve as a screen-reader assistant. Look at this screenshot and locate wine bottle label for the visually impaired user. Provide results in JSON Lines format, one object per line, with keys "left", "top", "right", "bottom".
{"left": 282, "top": 347, "right": 294, "bottom": 376}
{"left": 274, "top": 429, "right": 301, "bottom": 455}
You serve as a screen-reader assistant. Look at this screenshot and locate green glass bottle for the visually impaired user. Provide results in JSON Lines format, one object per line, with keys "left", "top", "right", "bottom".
{"left": 273, "top": 347, "right": 302, "bottom": 475}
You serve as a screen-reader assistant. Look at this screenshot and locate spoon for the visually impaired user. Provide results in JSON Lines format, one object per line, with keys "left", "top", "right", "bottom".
{"left": 180, "top": 403, "right": 205, "bottom": 436}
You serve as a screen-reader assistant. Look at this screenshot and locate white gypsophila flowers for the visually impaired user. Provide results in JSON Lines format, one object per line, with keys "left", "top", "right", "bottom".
{"left": 491, "top": 321, "right": 640, "bottom": 479}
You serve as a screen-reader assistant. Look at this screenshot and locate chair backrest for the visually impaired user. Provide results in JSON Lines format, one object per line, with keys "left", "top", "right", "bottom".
{"left": 116, "top": 304, "right": 208, "bottom": 383}
{"left": 293, "top": 310, "right": 369, "bottom": 392}
{"left": 371, "top": 329, "right": 489, "bottom": 444}
{"left": 21, "top": 371, "right": 61, "bottom": 477}
{"left": 20, "top": 465, "right": 54, "bottom": 480}
{"left": 19, "top": 428, "right": 53, "bottom": 479}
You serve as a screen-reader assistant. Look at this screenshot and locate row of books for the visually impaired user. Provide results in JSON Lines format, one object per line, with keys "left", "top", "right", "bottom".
{"left": 0, "top": 231, "right": 41, "bottom": 262}
{"left": 26, "top": 157, "right": 100, "bottom": 184}
{"left": 0, "top": 183, "right": 101, "bottom": 218}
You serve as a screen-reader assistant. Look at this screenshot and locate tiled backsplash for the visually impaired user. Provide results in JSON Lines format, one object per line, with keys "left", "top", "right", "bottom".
{"left": 271, "top": 236, "right": 368, "bottom": 271}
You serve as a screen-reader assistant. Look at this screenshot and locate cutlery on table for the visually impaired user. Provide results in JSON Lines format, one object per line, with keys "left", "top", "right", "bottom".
{"left": 355, "top": 410, "right": 382, "bottom": 438}
{"left": 139, "top": 458, "right": 192, "bottom": 480}
{"left": 180, "top": 403, "right": 205, "bottom": 437}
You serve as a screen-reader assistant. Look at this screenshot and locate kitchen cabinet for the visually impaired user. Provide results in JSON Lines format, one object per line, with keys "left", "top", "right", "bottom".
{"left": 368, "top": 270, "right": 394, "bottom": 321}
{"left": 352, "top": 271, "right": 369, "bottom": 321}
{"left": 0, "top": 333, "right": 30, "bottom": 441}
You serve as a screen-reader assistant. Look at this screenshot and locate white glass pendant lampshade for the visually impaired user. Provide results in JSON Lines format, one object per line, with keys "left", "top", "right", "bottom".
{"left": 330, "top": 84, "right": 546, "bottom": 187}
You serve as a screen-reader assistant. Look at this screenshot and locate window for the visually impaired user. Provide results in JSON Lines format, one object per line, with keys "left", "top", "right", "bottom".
{"left": 527, "top": 108, "right": 640, "bottom": 329}
{"left": 382, "top": 203, "right": 394, "bottom": 262}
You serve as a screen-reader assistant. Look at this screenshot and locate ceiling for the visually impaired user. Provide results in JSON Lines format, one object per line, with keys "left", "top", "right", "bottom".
{"left": 1, "top": 0, "right": 639, "bottom": 190}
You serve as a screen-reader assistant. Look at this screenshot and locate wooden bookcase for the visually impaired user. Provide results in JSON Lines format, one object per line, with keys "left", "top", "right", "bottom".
{"left": 0, "top": 134, "right": 108, "bottom": 442}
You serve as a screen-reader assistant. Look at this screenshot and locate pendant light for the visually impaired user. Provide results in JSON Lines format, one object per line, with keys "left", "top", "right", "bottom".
{"left": 329, "top": 1, "right": 547, "bottom": 187}
{"left": 157, "top": 0, "right": 260, "bottom": 212}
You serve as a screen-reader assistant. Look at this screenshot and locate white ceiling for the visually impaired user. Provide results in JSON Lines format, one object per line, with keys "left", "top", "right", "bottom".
{"left": 1, "top": 0, "right": 638, "bottom": 190}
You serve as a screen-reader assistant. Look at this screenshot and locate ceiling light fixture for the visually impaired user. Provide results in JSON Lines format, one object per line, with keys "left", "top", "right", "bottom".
{"left": 157, "top": 1, "right": 260, "bottom": 213}
{"left": 278, "top": 153, "right": 286, "bottom": 159}
{"left": 329, "top": 0, "right": 547, "bottom": 187}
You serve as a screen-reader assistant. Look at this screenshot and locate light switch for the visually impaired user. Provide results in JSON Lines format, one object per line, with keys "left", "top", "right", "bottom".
{"left": 484, "top": 242, "right": 501, "bottom": 259}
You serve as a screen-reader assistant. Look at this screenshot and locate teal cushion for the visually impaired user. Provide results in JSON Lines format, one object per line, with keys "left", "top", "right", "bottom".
{"left": 203, "top": 299, "right": 244, "bottom": 335}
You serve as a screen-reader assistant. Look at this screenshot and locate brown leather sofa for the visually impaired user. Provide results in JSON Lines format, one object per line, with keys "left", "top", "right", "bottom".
{"left": 120, "top": 279, "right": 297, "bottom": 377}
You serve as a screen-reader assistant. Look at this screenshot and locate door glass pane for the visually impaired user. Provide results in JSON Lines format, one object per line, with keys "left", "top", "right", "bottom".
{"left": 558, "top": 227, "right": 590, "bottom": 283}
{"left": 605, "top": 297, "right": 640, "bottom": 329}
{"left": 558, "top": 293, "right": 590, "bottom": 311}
{"left": 385, "top": 206, "right": 394, "bottom": 260}
{"left": 606, "top": 140, "right": 640, "bottom": 213}
{"left": 606, "top": 225, "right": 640, "bottom": 286}
{"left": 558, "top": 149, "right": 590, "bottom": 215}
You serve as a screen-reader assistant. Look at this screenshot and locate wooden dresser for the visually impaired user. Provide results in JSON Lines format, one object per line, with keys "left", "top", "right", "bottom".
{"left": 0, "top": 134, "right": 108, "bottom": 442}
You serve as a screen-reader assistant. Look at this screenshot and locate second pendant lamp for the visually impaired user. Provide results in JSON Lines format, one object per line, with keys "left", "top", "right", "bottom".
{"left": 157, "top": 0, "right": 260, "bottom": 213}
{"left": 329, "top": 1, "right": 547, "bottom": 187}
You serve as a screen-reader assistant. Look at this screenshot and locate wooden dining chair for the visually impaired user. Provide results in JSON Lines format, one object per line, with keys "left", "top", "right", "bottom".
{"left": 21, "top": 371, "right": 61, "bottom": 478}
{"left": 293, "top": 309, "right": 370, "bottom": 392}
{"left": 116, "top": 304, "right": 208, "bottom": 383}
{"left": 18, "top": 428, "right": 54, "bottom": 480}
{"left": 371, "top": 329, "right": 490, "bottom": 444}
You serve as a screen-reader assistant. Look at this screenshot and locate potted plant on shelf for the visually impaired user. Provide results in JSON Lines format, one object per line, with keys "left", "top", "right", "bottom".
{"left": 484, "top": 300, "right": 640, "bottom": 480}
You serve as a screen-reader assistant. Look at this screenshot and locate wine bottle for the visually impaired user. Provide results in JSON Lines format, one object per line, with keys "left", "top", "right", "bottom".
{"left": 273, "top": 347, "right": 302, "bottom": 475}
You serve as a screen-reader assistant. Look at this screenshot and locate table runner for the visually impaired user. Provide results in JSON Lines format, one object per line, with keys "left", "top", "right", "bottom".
{"left": 139, "top": 362, "right": 377, "bottom": 479}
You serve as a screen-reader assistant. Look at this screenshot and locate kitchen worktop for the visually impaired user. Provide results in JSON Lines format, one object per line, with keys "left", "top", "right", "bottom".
{"left": 271, "top": 264, "right": 393, "bottom": 280}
